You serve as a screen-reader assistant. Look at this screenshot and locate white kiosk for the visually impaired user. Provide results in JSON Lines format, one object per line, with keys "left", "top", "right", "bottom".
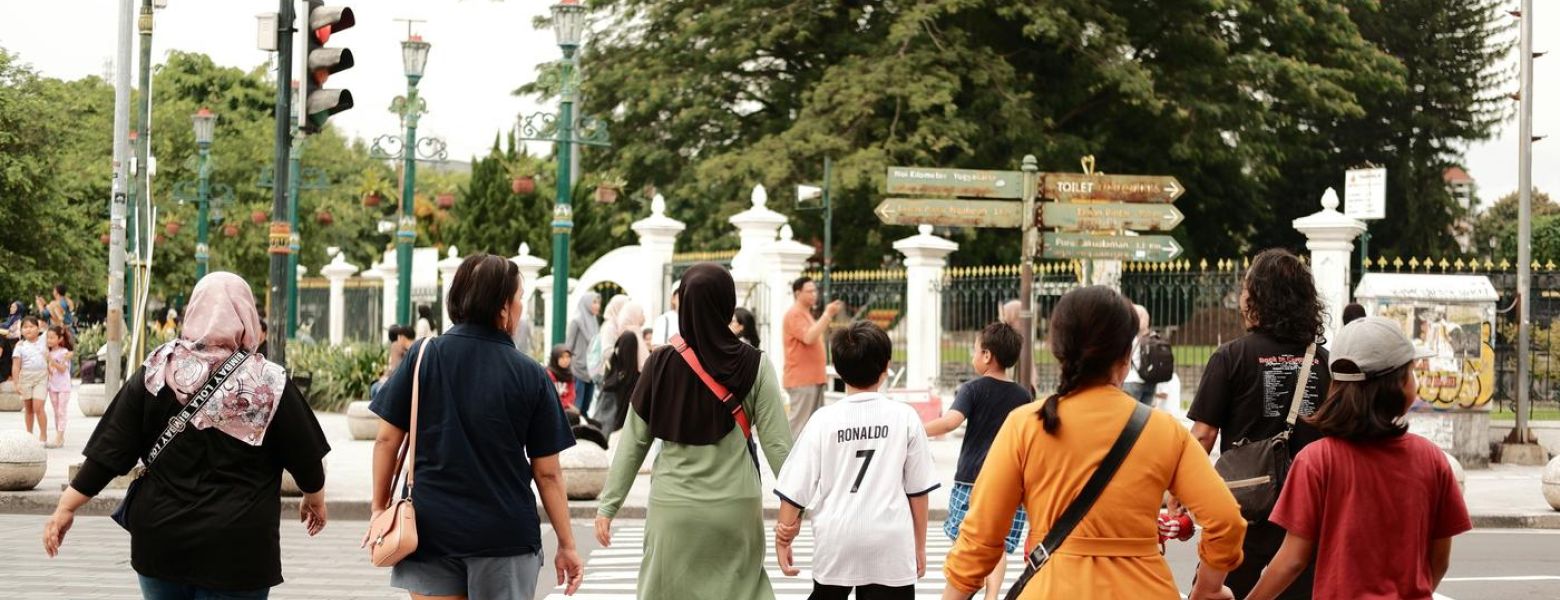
{"left": 1354, "top": 273, "right": 1498, "bottom": 467}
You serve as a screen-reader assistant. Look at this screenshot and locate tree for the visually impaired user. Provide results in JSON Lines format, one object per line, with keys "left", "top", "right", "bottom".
{"left": 1258, "top": 0, "right": 1513, "bottom": 255}
{"left": 519, "top": 0, "right": 1399, "bottom": 266}
{"left": 1472, "top": 189, "right": 1558, "bottom": 262}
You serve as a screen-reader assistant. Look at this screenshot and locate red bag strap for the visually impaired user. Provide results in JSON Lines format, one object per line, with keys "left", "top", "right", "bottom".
{"left": 670, "top": 335, "right": 753, "bottom": 439}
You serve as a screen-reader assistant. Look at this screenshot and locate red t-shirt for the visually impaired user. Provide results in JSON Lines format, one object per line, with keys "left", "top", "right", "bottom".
{"left": 547, "top": 371, "right": 576, "bottom": 410}
{"left": 1270, "top": 434, "right": 1472, "bottom": 600}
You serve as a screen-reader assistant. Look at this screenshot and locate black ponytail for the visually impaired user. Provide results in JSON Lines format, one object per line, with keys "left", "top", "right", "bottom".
{"left": 1036, "top": 286, "right": 1140, "bottom": 434}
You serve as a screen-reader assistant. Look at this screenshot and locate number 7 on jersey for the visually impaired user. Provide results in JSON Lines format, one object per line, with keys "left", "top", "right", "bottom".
{"left": 850, "top": 449, "right": 876, "bottom": 493}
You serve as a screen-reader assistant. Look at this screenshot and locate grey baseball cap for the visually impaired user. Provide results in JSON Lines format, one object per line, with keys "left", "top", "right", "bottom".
{"left": 1330, "top": 316, "right": 1434, "bottom": 382}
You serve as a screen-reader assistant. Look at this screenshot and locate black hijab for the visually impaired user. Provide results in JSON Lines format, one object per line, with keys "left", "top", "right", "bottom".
{"left": 632, "top": 263, "right": 764, "bottom": 445}
{"left": 547, "top": 345, "right": 575, "bottom": 384}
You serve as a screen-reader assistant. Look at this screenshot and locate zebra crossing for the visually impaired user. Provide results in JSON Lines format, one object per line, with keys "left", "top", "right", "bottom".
{"left": 555, "top": 523, "right": 1027, "bottom": 599}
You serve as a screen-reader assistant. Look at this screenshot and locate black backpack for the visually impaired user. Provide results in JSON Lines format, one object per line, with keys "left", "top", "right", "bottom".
{"left": 1136, "top": 332, "right": 1175, "bottom": 385}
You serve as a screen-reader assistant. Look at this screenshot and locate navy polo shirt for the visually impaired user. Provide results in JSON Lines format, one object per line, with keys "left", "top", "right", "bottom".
{"left": 370, "top": 324, "right": 576, "bottom": 559}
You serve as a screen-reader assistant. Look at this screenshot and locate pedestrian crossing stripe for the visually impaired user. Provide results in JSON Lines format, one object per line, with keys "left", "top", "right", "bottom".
{"left": 557, "top": 525, "right": 1024, "bottom": 599}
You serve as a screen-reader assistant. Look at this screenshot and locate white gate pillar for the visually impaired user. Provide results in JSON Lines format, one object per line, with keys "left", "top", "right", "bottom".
{"left": 511, "top": 243, "right": 548, "bottom": 302}
{"left": 729, "top": 184, "right": 788, "bottom": 286}
{"left": 437, "top": 247, "right": 463, "bottom": 333}
{"left": 377, "top": 257, "right": 399, "bottom": 329}
{"left": 320, "top": 251, "right": 359, "bottom": 346}
{"left": 632, "top": 194, "right": 687, "bottom": 318}
{"left": 1293, "top": 188, "right": 1367, "bottom": 343}
{"left": 894, "top": 225, "right": 959, "bottom": 390}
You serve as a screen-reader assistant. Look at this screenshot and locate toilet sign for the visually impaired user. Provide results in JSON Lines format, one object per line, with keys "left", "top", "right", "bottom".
{"left": 1345, "top": 167, "right": 1387, "bottom": 220}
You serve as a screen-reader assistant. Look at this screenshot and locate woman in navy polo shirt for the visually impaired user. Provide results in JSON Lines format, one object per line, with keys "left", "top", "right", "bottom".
{"left": 369, "top": 253, "right": 584, "bottom": 600}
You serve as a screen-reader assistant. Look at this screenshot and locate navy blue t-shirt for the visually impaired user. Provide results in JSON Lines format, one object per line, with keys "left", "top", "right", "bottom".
{"left": 370, "top": 324, "right": 576, "bottom": 559}
{"left": 949, "top": 376, "right": 1032, "bottom": 484}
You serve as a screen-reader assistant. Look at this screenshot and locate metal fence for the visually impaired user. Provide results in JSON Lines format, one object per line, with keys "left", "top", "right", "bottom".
{"left": 822, "top": 268, "right": 909, "bottom": 381}
{"left": 295, "top": 278, "right": 383, "bottom": 344}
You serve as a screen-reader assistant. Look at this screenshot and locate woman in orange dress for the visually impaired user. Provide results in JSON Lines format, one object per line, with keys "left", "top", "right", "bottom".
{"left": 942, "top": 286, "right": 1246, "bottom": 600}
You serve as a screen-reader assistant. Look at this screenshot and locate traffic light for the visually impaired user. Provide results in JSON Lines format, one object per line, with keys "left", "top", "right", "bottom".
{"left": 300, "top": 1, "right": 354, "bottom": 134}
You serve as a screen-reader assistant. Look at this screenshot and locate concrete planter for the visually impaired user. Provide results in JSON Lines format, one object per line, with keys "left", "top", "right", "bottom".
{"left": 347, "top": 401, "right": 378, "bottom": 441}
{"left": 1443, "top": 451, "right": 1466, "bottom": 495}
{"left": 560, "top": 443, "right": 610, "bottom": 500}
{"left": 0, "top": 430, "right": 46, "bottom": 491}
{"left": 281, "top": 463, "right": 326, "bottom": 497}
{"left": 0, "top": 380, "right": 21, "bottom": 412}
{"left": 1544, "top": 456, "right": 1560, "bottom": 511}
{"left": 78, "top": 384, "right": 108, "bottom": 417}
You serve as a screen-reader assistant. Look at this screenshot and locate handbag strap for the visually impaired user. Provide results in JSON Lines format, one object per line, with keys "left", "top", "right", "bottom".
{"left": 669, "top": 335, "right": 753, "bottom": 439}
{"left": 146, "top": 349, "right": 251, "bottom": 464}
{"left": 389, "top": 339, "right": 432, "bottom": 495}
{"left": 1284, "top": 343, "right": 1319, "bottom": 428}
{"left": 1022, "top": 402, "right": 1152, "bottom": 572}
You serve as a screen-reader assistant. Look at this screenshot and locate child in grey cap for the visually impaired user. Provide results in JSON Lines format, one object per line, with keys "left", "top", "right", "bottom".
{"left": 1245, "top": 316, "right": 1471, "bottom": 600}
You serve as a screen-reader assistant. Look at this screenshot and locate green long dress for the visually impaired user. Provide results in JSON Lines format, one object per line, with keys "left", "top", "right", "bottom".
{"left": 597, "top": 360, "right": 793, "bottom": 599}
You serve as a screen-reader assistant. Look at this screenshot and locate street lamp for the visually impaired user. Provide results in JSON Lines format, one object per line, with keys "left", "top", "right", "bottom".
{"left": 371, "top": 33, "right": 447, "bottom": 326}
{"left": 518, "top": 0, "right": 614, "bottom": 345}
{"left": 192, "top": 107, "right": 216, "bottom": 279}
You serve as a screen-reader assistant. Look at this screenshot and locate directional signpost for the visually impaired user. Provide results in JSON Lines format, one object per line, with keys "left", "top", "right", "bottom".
{"left": 1041, "top": 173, "right": 1184, "bottom": 204}
{"left": 1040, "top": 202, "right": 1184, "bottom": 232}
{"left": 885, "top": 166, "right": 1023, "bottom": 199}
{"left": 1042, "top": 232, "right": 1183, "bottom": 262}
{"left": 874, "top": 198, "right": 1024, "bottom": 229}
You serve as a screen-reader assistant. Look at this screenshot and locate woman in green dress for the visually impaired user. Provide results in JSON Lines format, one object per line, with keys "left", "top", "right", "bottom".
{"left": 595, "top": 263, "right": 794, "bottom": 599}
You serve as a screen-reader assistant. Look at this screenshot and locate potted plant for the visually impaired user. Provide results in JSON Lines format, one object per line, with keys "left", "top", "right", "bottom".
{"left": 436, "top": 191, "right": 456, "bottom": 209}
{"left": 250, "top": 209, "right": 267, "bottom": 225}
{"left": 356, "top": 168, "right": 391, "bottom": 207}
{"left": 593, "top": 171, "right": 628, "bottom": 204}
{"left": 223, "top": 223, "right": 240, "bottom": 237}
{"left": 506, "top": 152, "right": 544, "bottom": 195}
{"left": 100, "top": 234, "right": 111, "bottom": 245}
{"left": 164, "top": 220, "right": 182, "bottom": 236}
{"left": 316, "top": 209, "right": 335, "bottom": 226}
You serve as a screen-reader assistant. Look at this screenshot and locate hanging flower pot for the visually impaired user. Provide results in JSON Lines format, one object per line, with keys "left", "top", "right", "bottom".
{"left": 316, "top": 209, "right": 335, "bottom": 226}
{"left": 512, "top": 175, "right": 535, "bottom": 195}
{"left": 164, "top": 221, "right": 182, "bottom": 237}
{"left": 436, "top": 192, "right": 456, "bottom": 209}
{"left": 154, "top": 234, "right": 167, "bottom": 246}
{"left": 100, "top": 234, "right": 111, "bottom": 245}
{"left": 595, "top": 185, "right": 619, "bottom": 204}
{"left": 362, "top": 192, "right": 382, "bottom": 207}
{"left": 223, "top": 223, "right": 240, "bottom": 238}
{"left": 250, "top": 210, "right": 267, "bottom": 225}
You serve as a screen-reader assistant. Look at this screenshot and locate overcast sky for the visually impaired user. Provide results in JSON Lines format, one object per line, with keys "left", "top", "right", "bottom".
{"left": 2, "top": 0, "right": 1556, "bottom": 209}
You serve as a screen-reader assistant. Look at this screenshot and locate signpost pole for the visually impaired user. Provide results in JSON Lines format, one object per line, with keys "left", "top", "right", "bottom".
{"left": 823, "top": 156, "right": 833, "bottom": 305}
{"left": 1018, "top": 155, "right": 1039, "bottom": 392}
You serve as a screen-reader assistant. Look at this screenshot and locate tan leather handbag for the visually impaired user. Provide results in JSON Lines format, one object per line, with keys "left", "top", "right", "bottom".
{"left": 368, "top": 340, "right": 430, "bottom": 567}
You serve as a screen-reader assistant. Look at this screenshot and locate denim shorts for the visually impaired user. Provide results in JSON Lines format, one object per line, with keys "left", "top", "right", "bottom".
{"left": 391, "top": 551, "right": 543, "bottom": 600}
{"left": 944, "top": 482, "right": 1027, "bottom": 554}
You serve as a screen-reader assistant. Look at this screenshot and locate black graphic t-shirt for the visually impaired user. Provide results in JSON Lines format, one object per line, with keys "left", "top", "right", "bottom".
{"left": 1188, "top": 332, "right": 1329, "bottom": 454}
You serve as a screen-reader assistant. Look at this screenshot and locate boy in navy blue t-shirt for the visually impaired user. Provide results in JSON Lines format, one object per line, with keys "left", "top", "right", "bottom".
{"left": 924, "top": 322, "right": 1032, "bottom": 599}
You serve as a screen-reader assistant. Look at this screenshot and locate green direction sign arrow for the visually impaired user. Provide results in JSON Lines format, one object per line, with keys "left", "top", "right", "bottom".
{"left": 1042, "top": 232, "right": 1183, "bottom": 262}
{"left": 1041, "top": 202, "right": 1185, "bottom": 232}
{"left": 885, "top": 166, "right": 1024, "bottom": 199}
{"left": 1041, "top": 173, "right": 1184, "bottom": 204}
{"left": 874, "top": 198, "right": 1023, "bottom": 228}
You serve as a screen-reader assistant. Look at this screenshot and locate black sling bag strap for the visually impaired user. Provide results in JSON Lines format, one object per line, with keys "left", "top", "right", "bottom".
{"left": 113, "top": 349, "right": 250, "bottom": 530}
{"left": 1003, "top": 402, "right": 1152, "bottom": 600}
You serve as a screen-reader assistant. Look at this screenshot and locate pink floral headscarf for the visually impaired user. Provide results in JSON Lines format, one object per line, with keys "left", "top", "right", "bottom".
{"left": 142, "top": 272, "right": 287, "bottom": 446}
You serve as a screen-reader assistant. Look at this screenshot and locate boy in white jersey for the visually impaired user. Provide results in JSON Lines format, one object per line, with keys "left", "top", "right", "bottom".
{"left": 773, "top": 321, "right": 939, "bottom": 599}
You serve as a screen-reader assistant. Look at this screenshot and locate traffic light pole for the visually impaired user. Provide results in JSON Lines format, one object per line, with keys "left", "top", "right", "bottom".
{"left": 549, "top": 47, "right": 576, "bottom": 346}
{"left": 106, "top": 0, "right": 135, "bottom": 398}
{"left": 397, "top": 78, "right": 421, "bottom": 327}
{"left": 287, "top": 132, "right": 304, "bottom": 338}
{"left": 267, "top": 0, "right": 295, "bottom": 364}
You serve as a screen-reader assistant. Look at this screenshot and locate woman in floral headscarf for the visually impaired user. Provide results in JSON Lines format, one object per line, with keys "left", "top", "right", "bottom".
{"left": 43, "top": 272, "right": 331, "bottom": 599}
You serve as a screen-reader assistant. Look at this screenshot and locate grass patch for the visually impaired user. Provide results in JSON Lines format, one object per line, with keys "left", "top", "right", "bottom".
{"left": 1489, "top": 405, "right": 1560, "bottom": 422}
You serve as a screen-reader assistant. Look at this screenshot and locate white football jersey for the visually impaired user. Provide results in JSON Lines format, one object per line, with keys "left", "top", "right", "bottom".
{"left": 773, "top": 392, "right": 940, "bottom": 587}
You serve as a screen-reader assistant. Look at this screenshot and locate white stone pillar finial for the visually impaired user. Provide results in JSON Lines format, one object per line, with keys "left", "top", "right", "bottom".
{"left": 652, "top": 193, "right": 667, "bottom": 216}
{"left": 437, "top": 247, "right": 464, "bottom": 333}
{"left": 751, "top": 184, "right": 768, "bottom": 208}
{"left": 1293, "top": 187, "right": 1367, "bottom": 342}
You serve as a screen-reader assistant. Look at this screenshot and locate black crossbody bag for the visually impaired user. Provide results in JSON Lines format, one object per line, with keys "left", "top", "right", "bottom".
{"left": 1003, "top": 402, "right": 1152, "bottom": 600}
{"left": 111, "top": 350, "right": 250, "bottom": 531}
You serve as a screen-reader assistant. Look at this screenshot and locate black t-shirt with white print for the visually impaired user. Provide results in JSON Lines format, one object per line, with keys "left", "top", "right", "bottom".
{"left": 1188, "top": 332, "right": 1329, "bottom": 455}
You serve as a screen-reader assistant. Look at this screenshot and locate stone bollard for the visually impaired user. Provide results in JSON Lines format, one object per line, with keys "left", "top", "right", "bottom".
{"left": 347, "top": 401, "right": 379, "bottom": 441}
{"left": 0, "top": 431, "right": 46, "bottom": 491}
{"left": 0, "top": 380, "right": 21, "bottom": 412}
{"left": 1443, "top": 450, "right": 1466, "bottom": 496}
{"left": 78, "top": 383, "right": 108, "bottom": 417}
{"left": 560, "top": 443, "right": 610, "bottom": 500}
{"left": 1544, "top": 455, "right": 1560, "bottom": 511}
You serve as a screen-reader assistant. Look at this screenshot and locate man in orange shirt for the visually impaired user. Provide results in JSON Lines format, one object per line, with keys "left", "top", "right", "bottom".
{"left": 784, "top": 277, "right": 843, "bottom": 438}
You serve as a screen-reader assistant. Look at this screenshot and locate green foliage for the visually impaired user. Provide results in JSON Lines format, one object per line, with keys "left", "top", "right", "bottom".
{"left": 1472, "top": 190, "right": 1558, "bottom": 263}
{"left": 74, "top": 323, "right": 106, "bottom": 360}
{"left": 288, "top": 342, "right": 385, "bottom": 412}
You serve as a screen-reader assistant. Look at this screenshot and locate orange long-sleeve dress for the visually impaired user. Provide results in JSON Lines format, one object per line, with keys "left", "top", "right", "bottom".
{"left": 944, "top": 386, "right": 1246, "bottom": 598}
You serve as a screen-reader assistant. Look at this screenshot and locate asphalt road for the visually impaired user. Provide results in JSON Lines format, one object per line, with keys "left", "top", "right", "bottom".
{"left": 1, "top": 516, "right": 1555, "bottom": 599}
